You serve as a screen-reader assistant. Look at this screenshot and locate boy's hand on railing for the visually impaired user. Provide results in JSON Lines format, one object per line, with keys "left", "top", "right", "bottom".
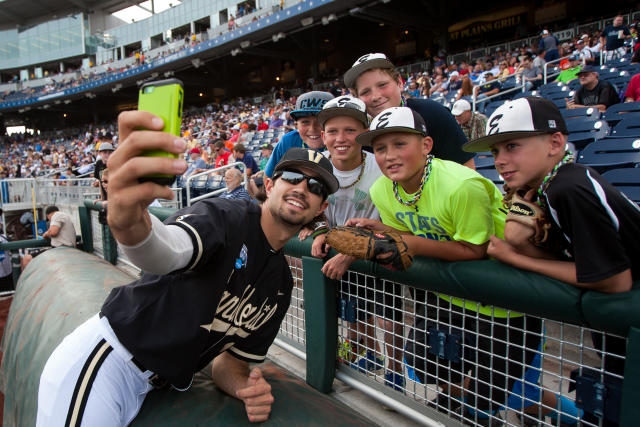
{"left": 311, "top": 234, "right": 329, "bottom": 258}
{"left": 107, "top": 111, "right": 187, "bottom": 246}
{"left": 321, "top": 253, "right": 356, "bottom": 280}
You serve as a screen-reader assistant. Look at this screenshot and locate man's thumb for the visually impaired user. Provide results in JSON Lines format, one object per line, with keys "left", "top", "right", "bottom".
{"left": 248, "top": 368, "right": 262, "bottom": 385}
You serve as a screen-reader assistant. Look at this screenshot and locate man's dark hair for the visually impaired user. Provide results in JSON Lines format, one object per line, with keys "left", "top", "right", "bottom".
{"left": 45, "top": 206, "right": 59, "bottom": 216}
{"left": 214, "top": 140, "right": 226, "bottom": 150}
{"left": 233, "top": 143, "right": 246, "bottom": 154}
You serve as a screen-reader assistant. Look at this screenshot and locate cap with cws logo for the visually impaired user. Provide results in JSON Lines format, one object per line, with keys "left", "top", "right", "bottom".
{"left": 290, "top": 91, "right": 334, "bottom": 120}
{"left": 343, "top": 53, "right": 395, "bottom": 88}
{"left": 462, "top": 97, "right": 569, "bottom": 152}
{"left": 273, "top": 147, "right": 339, "bottom": 194}
{"left": 356, "top": 107, "right": 428, "bottom": 147}
{"left": 317, "top": 95, "right": 369, "bottom": 128}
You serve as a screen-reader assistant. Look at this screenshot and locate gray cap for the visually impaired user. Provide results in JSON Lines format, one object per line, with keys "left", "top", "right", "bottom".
{"left": 98, "top": 142, "right": 114, "bottom": 151}
{"left": 290, "top": 91, "right": 334, "bottom": 120}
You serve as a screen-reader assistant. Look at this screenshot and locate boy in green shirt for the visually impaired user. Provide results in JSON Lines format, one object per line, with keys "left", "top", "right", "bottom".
{"left": 343, "top": 106, "right": 579, "bottom": 425}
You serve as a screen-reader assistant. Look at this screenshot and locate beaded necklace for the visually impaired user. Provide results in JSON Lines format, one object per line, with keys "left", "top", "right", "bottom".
{"left": 393, "top": 155, "right": 433, "bottom": 211}
{"left": 537, "top": 151, "right": 575, "bottom": 207}
{"left": 338, "top": 151, "right": 366, "bottom": 190}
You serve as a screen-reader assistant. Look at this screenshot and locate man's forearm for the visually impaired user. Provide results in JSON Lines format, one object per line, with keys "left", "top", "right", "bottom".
{"left": 211, "top": 352, "right": 250, "bottom": 398}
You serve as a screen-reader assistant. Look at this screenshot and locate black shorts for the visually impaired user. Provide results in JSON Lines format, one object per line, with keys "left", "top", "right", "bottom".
{"left": 405, "top": 294, "right": 543, "bottom": 411}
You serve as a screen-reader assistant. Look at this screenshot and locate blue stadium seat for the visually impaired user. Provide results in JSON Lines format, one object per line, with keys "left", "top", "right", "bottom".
{"left": 601, "top": 168, "right": 640, "bottom": 204}
{"left": 561, "top": 107, "right": 601, "bottom": 122}
{"left": 577, "top": 138, "right": 640, "bottom": 173}
{"left": 610, "top": 117, "right": 640, "bottom": 137}
{"left": 474, "top": 153, "right": 495, "bottom": 169}
{"left": 483, "top": 100, "right": 504, "bottom": 118}
{"left": 205, "top": 174, "right": 224, "bottom": 192}
{"left": 602, "top": 101, "right": 640, "bottom": 123}
{"left": 567, "top": 120, "right": 610, "bottom": 149}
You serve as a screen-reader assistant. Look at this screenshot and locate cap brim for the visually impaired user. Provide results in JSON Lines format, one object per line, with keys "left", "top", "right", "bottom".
{"left": 356, "top": 126, "right": 425, "bottom": 147}
{"left": 290, "top": 109, "right": 321, "bottom": 120}
{"left": 273, "top": 159, "right": 339, "bottom": 194}
{"left": 462, "top": 131, "right": 548, "bottom": 152}
{"left": 344, "top": 58, "right": 395, "bottom": 88}
{"left": 317, "top": 107, "right": 368, "bottom": 128}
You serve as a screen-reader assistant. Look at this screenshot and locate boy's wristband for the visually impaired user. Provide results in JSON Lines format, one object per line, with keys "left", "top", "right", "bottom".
{"left": 311, "top": 221, "right": 329, "bottom": 238}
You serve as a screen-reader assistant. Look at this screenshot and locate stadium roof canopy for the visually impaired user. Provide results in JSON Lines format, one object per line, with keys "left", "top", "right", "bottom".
{"left": 0, "top": 0, "right": 147, "bottom": 29}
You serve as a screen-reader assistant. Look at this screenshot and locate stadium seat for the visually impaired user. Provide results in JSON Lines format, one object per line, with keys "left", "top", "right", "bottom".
{"left": 206, "top": 174, "right": 225, "bottom": 192}
{"left": 601, "top": 168, "right": 640, "bottom": 204}
{"left": 561, "top": 107, "right": 601, "bottom": 122}
{"left": 602, "top": 101, "right": 640, "bottom": 123}
{"left": 484, "top": 100, "right": 505, "bottom": 117}
{"left": 474, "top": 153, "right": 496, "bottom": 169}
{"left": 567, "top": 120, "right": 610, "bottom": 149}
{"left": 577, "top": 138, "right": 640, "bottom": 173}
{"left": 610, "top": 117, "right": 640, "bottom": 137}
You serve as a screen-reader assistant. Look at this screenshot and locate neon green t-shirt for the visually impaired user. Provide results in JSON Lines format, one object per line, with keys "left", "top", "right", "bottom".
{"left": 370, "top": 158, "right": 505, "bottom": 244}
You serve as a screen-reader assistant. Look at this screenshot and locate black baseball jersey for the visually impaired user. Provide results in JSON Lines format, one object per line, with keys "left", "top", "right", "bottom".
{"left": 405, "top": 98, "right": 475, "bottom": 165}
{"left": 543, "top": 163, "right": 640, "bottom": 282}
{"left": 100, "top": 199, "right": 293, "bottom": 389}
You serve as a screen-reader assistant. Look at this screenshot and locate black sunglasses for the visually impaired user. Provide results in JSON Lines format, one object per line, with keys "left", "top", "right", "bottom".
{"left": 273, "top": 170, "right": 327, "bottom": 198}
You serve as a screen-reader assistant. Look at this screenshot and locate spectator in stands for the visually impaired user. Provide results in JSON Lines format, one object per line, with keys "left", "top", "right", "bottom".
{"left": 516, "top": 55, "right": 543, "bottom": 91}
{"left": 451, "top": 99, "right": 488, "bottom": 141}
{"left": 218, "top": 168, "right": 251, "bottom": 201}
{"left": 343, "top": 53, "right": 474, "bottom": 168}
{"left": 329, "top": 78, "right": 343, "bottom": 97}
{"left": 232, "top": 143, "right": 258, "bottom": 177}
{"left": 555, "top": 56, "right": 582, "bottom": 83}
{"left": 533, "top": 49, "right": 546, "bottom": 71}
{"left": 576, "top": 38, "right": 595, "bottom": 65}
{"left": 406, "top": 81, "right": 420, "bottom": 98}
{"left": 429, "top": 75, "right": 446, "bottom": 96}
{"left": 540, "top": 30, "right": 560, "bottom": 62}
{"left": 567, "top": 65, "right": 620, "bottom": 112}
{"left": 497, "top": 61, "right": 512, "bottom": 80}
{"left": 213, "top": 140, "right": 234, "bottom": 169}
{"left": 248, "top": 143, "right": 273, "bottom": 200}
{"left": 624, "top": 73, "right": 640, "bottom": 101}
{"left": 21, "top": 206, "right": 77, "bottom": 269}
{"left": 476, "top": 72, "right": 501, "bottom": 100}
{"left": 455, "top": 76, "right": 474, "bottom": 101}
{"left": 256, "top": 117, "right": 269, "bottom": 131}
{"left": 469, "top": 96, "right": 633, "bottom": 426}
{"left": 94, "top": 142, "right": 114, "bottom": 199}
{"left": 263, "top": 91, "right": 334, "bottom": 177}
{"left": 601, "top": 15, "right": 631, "bottom": 61}
{"left": 182, "top": 147, "right": 207, "bottom": 180}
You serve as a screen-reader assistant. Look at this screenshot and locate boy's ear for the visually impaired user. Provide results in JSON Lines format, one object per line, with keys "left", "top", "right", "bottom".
{"left": 422, "top": 136, "right": 434, "bottom": 157}
{"left": 548, "top": 132, "right": 566, "bottom": 156}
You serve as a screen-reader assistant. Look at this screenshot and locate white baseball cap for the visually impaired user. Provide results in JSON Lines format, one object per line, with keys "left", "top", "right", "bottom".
{"left": 356, "top": 107, "right": 427, "bottom": 146}
{"left": 317, "top": 95, "right": 369, "bottom": 128}
{"left": 451, "top": 100, "right": 471, "bottom": 116}
{"left": 462, "top": 97, "right": 569, "bottom": 152}
{"left": 449, "top": 71, "right": 459, "bottom": 78}
{"left": 541, "top": 30, "right": 549, "bottom": 35}
{"left": 343, "top": 53, "right": 395, "bottom": 88}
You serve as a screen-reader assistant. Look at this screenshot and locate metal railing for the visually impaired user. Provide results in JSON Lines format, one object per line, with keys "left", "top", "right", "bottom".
{"left": 543, "top": 54, "right": 575, "bottom": 85}
{"left": 471, "top": 80, "right": 525, "bottom": 113}
{"left": 184, "top": 162, "right": 247, "bottom": 206}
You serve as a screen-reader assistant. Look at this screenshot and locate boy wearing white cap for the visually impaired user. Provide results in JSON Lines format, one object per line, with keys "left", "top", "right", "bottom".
{"left": 464, "top": 96, "right": 638, "bottom": 425}
{"left": 343, "top": 53, "right": 475, "bottom": 168}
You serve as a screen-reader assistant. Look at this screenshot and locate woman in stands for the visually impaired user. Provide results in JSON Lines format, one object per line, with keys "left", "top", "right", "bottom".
{"left": 455, "top": 76, "right": 474, "bottom": 101}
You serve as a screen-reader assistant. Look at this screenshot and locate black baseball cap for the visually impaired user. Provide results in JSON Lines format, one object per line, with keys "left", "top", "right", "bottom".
{"left": 290, "top": 91, "right": 334, "bottom": 120}
{"left": 273, "top": 147, "right": 339, "bottom": 194}
{"left": 343, "top": 53, "right": 395, "bottom": 88}
{"left": 317, "top": 95, "right": 369, "bottom": 128}
{"left": 356, "top": 107, "right": 427, "bottom": 146}
{"left": 577, "top": 65, "right": 599, "bottom": 75}
{"left": 462, "top": 97, "right": 569, "bottom": 152}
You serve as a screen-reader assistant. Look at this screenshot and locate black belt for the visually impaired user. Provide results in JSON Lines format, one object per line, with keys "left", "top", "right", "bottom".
{"left": 98, "top": 312, "right": 169, "bottom": 389}
{"left": 131, "top": 357, "right": 169, "bottom": 389}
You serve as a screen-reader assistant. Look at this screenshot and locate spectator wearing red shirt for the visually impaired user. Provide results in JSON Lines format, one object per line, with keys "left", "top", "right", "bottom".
{"left": 213, "top": 140, "right": 233, "bottom": 168}
{"left": 624, "top": 73, "right": 640, "bottom": 102}
{"left": 257, "top": 118, "right": 269, "bottom": 131}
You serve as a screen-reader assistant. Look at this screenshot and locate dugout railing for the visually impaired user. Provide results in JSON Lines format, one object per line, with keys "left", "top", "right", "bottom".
{"left": 3, "top": 203, "right": 639, "bottom": 426}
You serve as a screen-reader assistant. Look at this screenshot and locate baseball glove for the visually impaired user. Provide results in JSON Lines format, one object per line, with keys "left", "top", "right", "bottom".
{"left": 325, "top": 226, "right": 413, "bottom": 271}
{"left": 505, "top": 188, "right": 551, "bottom": 246}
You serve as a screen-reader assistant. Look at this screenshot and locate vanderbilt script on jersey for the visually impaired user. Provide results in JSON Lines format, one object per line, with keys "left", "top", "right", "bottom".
{"left": 200, "top": 283, "right": 279, "bottom": 338}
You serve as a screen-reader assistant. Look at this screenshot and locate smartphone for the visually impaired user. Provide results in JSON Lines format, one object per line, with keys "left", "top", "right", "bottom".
{"left": 138, "top": 78, "right": 184, "bottom": 186}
